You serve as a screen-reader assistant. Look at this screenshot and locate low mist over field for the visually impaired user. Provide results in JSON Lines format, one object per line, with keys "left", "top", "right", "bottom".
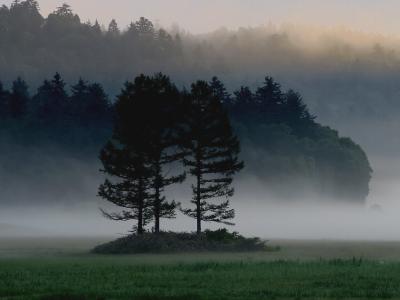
{"left": 1, "top": 200, "right": 399, "bottom": 241}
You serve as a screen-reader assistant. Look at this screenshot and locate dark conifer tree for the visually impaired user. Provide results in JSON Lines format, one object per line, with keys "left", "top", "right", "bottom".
{"left": 123, "top": 22, "right": 138, "bottom": 44}
{"left": 181, "top": 81, "right": 244, "bottom": 235}
{"left": 108, "top": 19, "right": 120, "bottom": 36}
{"left": 86, "top": 83, "right": 111, "bottom": 124}
{"left": 127, "top": 22, "right": 138, "bottom": 36}
{"left": 232, "top": 86, "right": 255, "bottom": 119}
{"left": 210, "top": 76, "right": 232, "bottom": 105}
{"left": 9, "top": 77, "right": 29, "bottom": 118}
{"left": 70, "top": 78, "right": 89, "bottom": 119}
{"left": 135, "top": 17, "right": 154, "bottom": 37}
{"left": 51, "top": 73, "right": 67, "bottom": 101}
{"left": 92, "top": 20, "right": 101, "bottom": 34}
{"left": 34, "top": 73, "right": 68, "bottom": 121}
{"left": 283, "top": 89, "right": 316, "bottom": 135}
{"left": 135, "top": 17, "right": 155, "bottom": 56}
{"left": 8, "top": 0, "right": 43, "bottom": 35}
{"left": 0, "top": 6, "right": 9, "bottom": 40}
{"left": 33, "top": 79, "right": 51, "bottom": 119}
{"left": 255, "top": 76, "right": 284, "bottom": 123}
{"left": 70, "top": 79, "right": 110, "bottom": 126}
{"left": 54, "top": 3, "right": 73, "bottom": 17}
{"left": 284, "top": 90, "right": 315, "bottom": 124}
{"left": 0, "top": 82, "right": 10, "bottom": 118}
{"left": 45, "top": 3, "right": 80, "bottom": 35}
{"left": 116, "top": 74, "right": 185, "bottom": 233}
{"left": 156, "top": 28, "right": 174, "bottom": 56}
{"left": 144, "top": 74, "right": 186, "bottom": 233}
{"left": 98, "top": 82, "right": 154, "bottom": 235}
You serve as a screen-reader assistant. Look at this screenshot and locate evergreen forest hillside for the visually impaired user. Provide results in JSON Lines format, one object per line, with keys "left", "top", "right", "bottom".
{"left": 0, "top": 72, "right": 371, "bottom": 205}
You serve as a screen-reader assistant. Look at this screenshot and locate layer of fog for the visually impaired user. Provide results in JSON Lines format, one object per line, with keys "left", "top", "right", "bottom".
{"left": 1, "top": 155, "right": 400, "bottom": 241}
{"left": 1, "top": 198, "right": 399, "bottom": 241}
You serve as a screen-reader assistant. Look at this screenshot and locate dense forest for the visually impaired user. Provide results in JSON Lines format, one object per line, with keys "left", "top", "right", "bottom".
{"left": 0, "top": 1, "right": 372, "bottom": 205}
{"left": 0, "top": 71, "right": 371, "bottom": 204}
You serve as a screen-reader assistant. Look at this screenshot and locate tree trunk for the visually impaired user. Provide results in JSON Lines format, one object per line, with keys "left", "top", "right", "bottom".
{"left": 137, "top": 177, "right": 144, "bottom": 235}
{"left": 195, "top": 142, "right": 202, "bottom": 235}
{"left": 196, "top": 169, "right": 201, "bottom": 235}
{"left": 137, "top": 207, "right": 143, "bottom": 235}
{"left": 154, "top": 185, "right": 160, "bottom": 234}
{"left": 154, "top": 160, "right": 162, "bottom": 234}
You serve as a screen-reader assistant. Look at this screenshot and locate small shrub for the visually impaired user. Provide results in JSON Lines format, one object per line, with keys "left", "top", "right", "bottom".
{"left": 204, "top": 228, "right": 241, "bottom": 242}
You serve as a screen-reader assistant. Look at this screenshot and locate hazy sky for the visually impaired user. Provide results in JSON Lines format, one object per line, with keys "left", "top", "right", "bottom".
{"left": 2, "top": 0, "right": 400, "bottom": 35}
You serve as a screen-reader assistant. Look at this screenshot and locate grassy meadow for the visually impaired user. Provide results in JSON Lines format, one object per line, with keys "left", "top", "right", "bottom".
{"left": 2, "top": 237, "right": 400, "bottom": 299}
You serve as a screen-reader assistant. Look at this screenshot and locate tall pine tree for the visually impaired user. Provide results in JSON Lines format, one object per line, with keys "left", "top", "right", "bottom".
{"left": 231, "top": 86, "right": 255, "bottom": 120}
{"left": 98, "top": 81, "right": 154, "bottom": 235}
{"left": 255, "top": 76, "right": 284, "bottom": 123}
{"left": 86, "top": 83, "right": 111, "bottom": 124}
{"left": 116, "top": 74, "right": 185, "bottom": 233}
{"left": 9, "top": 77, "right": 29, "bottom": 118}
{"left": 107, "top": 19, "right": 120, "bottom": 37}
{"left": 209, "top": 76, "right": 231, "bottom": 105}
{"left": 0, "top": 81, "right": 10, "bottom": 118}
{"left": 70, "top": 79, "right": 111, "bottom": 125}
{"left": 283, "top": 89, "right": 315, "bottom": 133}
{"left": 34, "top": 73, "right": 68, "bottom": 122}
{"left": 181, "top": 81, "right": 244, "bottom": 235}
{"left": 145, "top": 74, "right": 186, "bottom": 233}
{"left": 70, "top": 78, "right": 89, "bottom": 120}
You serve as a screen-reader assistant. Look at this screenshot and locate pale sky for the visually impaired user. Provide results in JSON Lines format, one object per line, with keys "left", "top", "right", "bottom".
{"left": 1, "top": 0, "right": 400, "bottom": 36}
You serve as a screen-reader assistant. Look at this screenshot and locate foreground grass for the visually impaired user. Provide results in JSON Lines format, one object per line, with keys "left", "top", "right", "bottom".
{"left": 1, "top": 256, "right": 400, "bottom": 300}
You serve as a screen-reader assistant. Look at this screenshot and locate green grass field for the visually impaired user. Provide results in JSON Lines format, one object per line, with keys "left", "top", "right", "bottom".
{"left": 2, "top": 237, "right": 400, "bottom": 299}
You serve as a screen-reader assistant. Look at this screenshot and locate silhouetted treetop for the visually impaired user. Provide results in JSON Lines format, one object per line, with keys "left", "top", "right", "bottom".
{"left": 135, "top": 17, "right": 154, "bottom": 37}
{"left": 108, "top": 19, "right": 120, "bottom": 36}
{"left": 9, "top": 77, "right": 29, "bottom": 118}
{"left": 54, "top": 3, "right": 74, "bottom": 17}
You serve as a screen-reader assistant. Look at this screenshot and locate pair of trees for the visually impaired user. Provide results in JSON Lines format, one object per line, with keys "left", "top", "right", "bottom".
{"left": 99, "top": 74, "right": 243, "bottom": 235}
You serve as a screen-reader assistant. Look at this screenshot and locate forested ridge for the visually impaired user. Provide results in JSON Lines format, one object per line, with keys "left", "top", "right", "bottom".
{"left": 0, "top": 1, "right": 372, "bottom": 205}
{"left": 0, "top": 1, "right": 184, "bottom": 94}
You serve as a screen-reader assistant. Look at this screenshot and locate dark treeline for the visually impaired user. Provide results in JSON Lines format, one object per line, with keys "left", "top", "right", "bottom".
{"left": 0, "top": 71, "right": 371, "bottom": 206}
{"left": 0, "top": 73, "right": 111, "bottom": 147}
{"left": 1, "top": 73, "right": 111, "bottom": 122}
{"left": 0, "top": 1, "right": 183, "bottom": 94}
